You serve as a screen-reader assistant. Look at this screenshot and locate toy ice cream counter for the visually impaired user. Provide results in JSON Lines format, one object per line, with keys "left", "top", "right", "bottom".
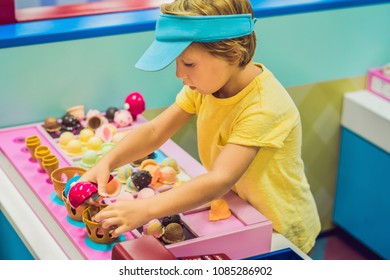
{"left": 0, "top": 101, "right": 309, "bottom": 260}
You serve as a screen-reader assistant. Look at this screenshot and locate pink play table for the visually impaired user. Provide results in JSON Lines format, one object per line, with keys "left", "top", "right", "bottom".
{"left": 0, "top": 116, "right": 272, "bottom": 259}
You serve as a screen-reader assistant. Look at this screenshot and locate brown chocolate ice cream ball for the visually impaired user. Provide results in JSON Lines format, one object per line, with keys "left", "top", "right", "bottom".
{"left": 162, "top": 222, "right": 185, "bottom": 244}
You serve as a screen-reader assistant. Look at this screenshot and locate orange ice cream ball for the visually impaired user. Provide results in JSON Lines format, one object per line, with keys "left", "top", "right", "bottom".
{"left": 209, "top": 199, "right": 232, "bottom": 221}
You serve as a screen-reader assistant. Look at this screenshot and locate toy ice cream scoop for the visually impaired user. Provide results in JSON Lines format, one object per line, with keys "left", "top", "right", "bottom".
{"left": 80, "top": 150, "right": 99, "bottom": 169}
{"left": 116, "top": 165, "right": 133, "bottom": 184}
{"left": 137, "top": 187, "right": 155, "bottom": 199}
{"left": 61, "top": 113, "right": 81, "bottom": 132}
{"left": 209, "top": 199, "right": 232, "bottom": 221}
{"left": 86, "top": 136, "right": 103, "bottom": 151}
{"left": 140, "top": 160, "right": 161, "bottom": 186}
{"left": 95, "top": 124, "right": 115, "bottom": 142}
{"left": 79, "top": 128, "right": 94, "bottom": 145}
{"left": 114, "top": 109, "right": 133, "bottom": 128}
{"left": 68, "top": 174, "right": 121, "bottom": 207}
{"left": 143, "top": 219, "right": 164, "bottom": 238}
{"left": 162, "top": 222, "right": 185, "bottom": 244}
{"left": 124, "top": 91, "right": 145, "bottom": 120}
{"left": 68, "top": 181, "right": 99, "bottom": 209}
{"left": 131, "top": 170, "right": 152, "bottom": 191}
{"left": 161, "top": 214, "right": 181, "bottom": 227}
{"left": 105, "top": 176, "right": 122, "bottom": 197}
{"left": 59, "top": 131, "right": 75, "bottom": 149}
{"left": 161, "top": 157, "right": 179, "bottom": 173}
{"left": 66, "top": 139, "right": 83, "bottom": 156}
{"left": 159, "top": 166, "right": 177, "bottom": 185}
{"left": 105, "top": 107, "right": 119, "bottom": 122}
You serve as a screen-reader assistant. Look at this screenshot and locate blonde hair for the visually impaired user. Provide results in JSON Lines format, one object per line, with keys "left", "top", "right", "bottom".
{"left": 161, "top": 0, "right": 256, "bottom": 67}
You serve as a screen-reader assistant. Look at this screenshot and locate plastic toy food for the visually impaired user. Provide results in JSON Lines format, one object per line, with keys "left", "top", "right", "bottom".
{"left": 67, "top": 174, "right": 120, "bottom": 207}
{"left": 51, "top": 166, "right": 87, "bottom": 199}
{"left": 137, "top": 187, "right": 155, "bottom": 199}
{"left": 95, "top": 124, "right": 114, "bottom": 142}
{"left": 162, "top": 222, "right": 185, "bottom": 244}
{"left": 61, "top": 113, "right": 81, "bottom": 132}
{"left": 140, "top": 160, "right": 161, "bottom": 186}
{"left": 124, "top": 91, "right": 145, "bottom": 120}
{"left": 66, "top": 139, "right": 83, "bottom": 156}
{"left": 43, "top": 116, "right": 61, "bottom": 132}
{"left": 83, "top": 205, "right": 117, "bottom": 244}
{"left": 143, "top": 219, "right": 164, "bottom": 238}
{"left": 125, "top": 177, "right": 137, "bottom": 193}
{"left": 131, "top": 152, "right": 155, "bottom": 166}
{"left": 34, "top": 145, "right": 51, "bottom": 171}
{"left": 159, "top": 166, "right": 177, "bottom": 185}
{"left": 139, "top": 159, "right": 158, "bottom": 170}
{"left": 67, "top": 105, "right": 85, "bottom": 121}
{"left": 105, "top": 107, "right": 119, "bottom": 122}
{"left": 79, "top": 128, "right": 94, "bottom": 145}
{"left": 209, "top": 199, "right": 232, "bottom": 221}
{"left": 86, "top": 136, "right": 103, "bottom": 151}
{"left": 68, "top": 181, "right": 99, "bottom": 209}
{"left": 161, "top": 157, "right": 179, "bottom": 173}
{"left": 131, "top": 170, "right": 152, "bottom": 190}
{"left": 64, "top": 175, "right": 82, "bottom": 198}
{"left": 58, "top": 131, "right": 75, "bottom": 149}
{"left": 114, "top": 109, "right": 133, "bottom": 128}
{"left": 25, "top": 135, "right": 41, "bottom": 160}
{"left": 86, "top": 115, "right": 104, "bottom": 131}
{"left": 42, "top": 154, "right": 59, "bottom": 179}
{"left": 105, "top": 176, "right": 122, "bottom": 197}
{"left": 116, "top": 165, "right": 133, "bottom": 184}
{"left": 161, "top": 214, "right": 181, "bottom": 227}
{"left": 80, "top": 150, "right": 99, "bottom": 169}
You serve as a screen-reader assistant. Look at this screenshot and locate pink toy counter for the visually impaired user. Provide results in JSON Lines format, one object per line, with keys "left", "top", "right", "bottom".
{"left": 0, "top": 116, "right": 309, "bottom": 260}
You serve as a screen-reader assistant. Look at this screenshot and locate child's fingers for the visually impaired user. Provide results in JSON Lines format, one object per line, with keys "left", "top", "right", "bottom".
{"left": 112, "top": 225, "right": 129, "bottom": 237}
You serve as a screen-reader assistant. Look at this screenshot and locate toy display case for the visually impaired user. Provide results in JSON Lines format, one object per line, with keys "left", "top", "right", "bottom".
{"left": 0, "top": 111, "right": 273, "bottom": 260}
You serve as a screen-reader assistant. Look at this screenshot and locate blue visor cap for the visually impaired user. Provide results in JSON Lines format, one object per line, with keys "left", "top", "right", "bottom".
{"left": 135, "top": 14, "right": 256, "bottom": 71}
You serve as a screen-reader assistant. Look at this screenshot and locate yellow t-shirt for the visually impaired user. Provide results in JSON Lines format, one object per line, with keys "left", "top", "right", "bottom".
{"left": 176, "top": 63, "right": 321, "bottom": 253}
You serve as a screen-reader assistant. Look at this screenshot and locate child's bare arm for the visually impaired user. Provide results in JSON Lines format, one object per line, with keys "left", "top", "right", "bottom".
{"left": 95, "top": 142, "right": 260, "bottom": 237}
{"left": 80, "top": 103, "right": 193, "bottom": 194}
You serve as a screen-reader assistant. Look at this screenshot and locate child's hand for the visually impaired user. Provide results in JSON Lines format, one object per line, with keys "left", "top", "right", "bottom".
{"left": 93, "top": 199, "right": 151, "bottom": 237}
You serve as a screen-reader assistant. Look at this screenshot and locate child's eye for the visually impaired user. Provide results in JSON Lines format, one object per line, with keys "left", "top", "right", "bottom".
{"left": 184, "top": 63, "right": 194, "bottom": 67}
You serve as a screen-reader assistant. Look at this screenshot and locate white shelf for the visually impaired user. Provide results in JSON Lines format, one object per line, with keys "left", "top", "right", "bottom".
{"left": 341, "top": 90, "right": 390, "bottom": 153}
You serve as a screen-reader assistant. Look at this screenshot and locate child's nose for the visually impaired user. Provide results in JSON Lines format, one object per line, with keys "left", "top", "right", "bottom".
{"left": 175, "top": 61, "right": 185, "bottom": 79}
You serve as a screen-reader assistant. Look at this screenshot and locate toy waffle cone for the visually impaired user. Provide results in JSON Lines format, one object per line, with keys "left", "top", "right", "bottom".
{"left": 83, "top": 205, "right": 118, "bottom": 244}
{"left": 43, "top": 154, "right": 59, "bottom": 179}
{"left": 34, "top": 145, "right": 51, "bottom": 171}
{"left": 25, "top": 135, "right": 41, "bottom": 160}
{"left": 62, "top": 190, "right": 87, "bottom": 221}
{"left": 51, "top": 166, "right": 87, "bottom": 199}
{"left": 209, "top": 199, "right": 232, "bottom": 221}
